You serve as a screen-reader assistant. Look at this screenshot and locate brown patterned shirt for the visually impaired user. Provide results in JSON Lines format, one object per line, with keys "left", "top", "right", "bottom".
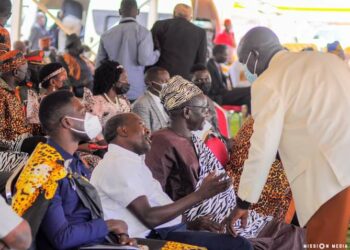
{"left": 226, "top": 117, "right": 292, "bottom": 221}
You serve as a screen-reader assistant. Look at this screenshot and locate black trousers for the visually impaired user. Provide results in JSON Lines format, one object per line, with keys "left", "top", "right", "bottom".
{"left": 147, "top": 223, "right": 253, "bottom": 250}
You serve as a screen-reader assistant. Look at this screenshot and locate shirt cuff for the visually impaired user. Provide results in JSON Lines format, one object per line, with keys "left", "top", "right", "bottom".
{"left": 93, "top": 218, "right": 109, "bottom": 238}
{"left": 236, "top": 196, "right": 251, "bottom": 210}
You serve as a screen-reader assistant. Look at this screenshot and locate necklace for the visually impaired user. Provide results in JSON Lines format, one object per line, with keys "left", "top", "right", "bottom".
{"left": 103, "top": 93, "right": 118, "bottom": 107}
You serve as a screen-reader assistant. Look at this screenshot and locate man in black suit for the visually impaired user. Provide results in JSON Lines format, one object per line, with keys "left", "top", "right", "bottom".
{"left": 207, "top": 45, "right": 251, "bottom": 112}
{"left": 151, "top": 4, "right": 207, "bottom": 80}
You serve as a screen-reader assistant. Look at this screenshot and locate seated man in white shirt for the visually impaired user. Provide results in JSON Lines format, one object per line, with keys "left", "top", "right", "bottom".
{"left": 0, "top": 196, "right": 32, "bottom": 250}
{"left": 91, "top": 112, "right": 252, "bottom": 250}
{"left": 132, "top": 67, "right": 170, "bottom": 132}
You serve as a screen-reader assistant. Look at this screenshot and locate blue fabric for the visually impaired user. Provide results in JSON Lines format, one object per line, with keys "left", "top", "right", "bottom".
{"left": 148, "top": 224, "right": 253, "bottom": 250}
{"left": 96, "top": 17, "right": 160, "bottom": 100}
{"left": 36, "top": 139, "right": 108, "bottom": 250}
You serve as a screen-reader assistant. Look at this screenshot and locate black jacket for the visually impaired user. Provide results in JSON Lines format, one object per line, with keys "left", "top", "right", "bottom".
{"left": 151, "top": 17, "right": 207, "bottom": 80}
{"left": 207, "top": 58, "right": 227, "bottom": 104}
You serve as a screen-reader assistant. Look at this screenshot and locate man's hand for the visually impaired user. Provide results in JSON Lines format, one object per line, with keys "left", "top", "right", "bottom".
{"left": 106, "top": 219, "right": 128, "bottom": 235}
{"left": 197, "top": 172, "right": 232, "bottom": 200}
{"left": 105, "top": 220, "right": 137, "bottom": 246}
{"left": 225, "top": 207, "right": 249, "bottom": 236}
{"left": 187, "top": 216, "right": 224, "bottom": 233}
{"left": 118, "top": 233, "right": 138, "bottom": 246}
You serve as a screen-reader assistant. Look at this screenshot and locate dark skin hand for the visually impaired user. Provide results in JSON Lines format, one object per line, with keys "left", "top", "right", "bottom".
{"left": 127, "top": 172, "right": 232, "bottom": 229}
{"left": 225, "top": 207, "right": 249, "bottom": 236}
{"left": 105, "top": 219, "right": 137, "bottom": 246}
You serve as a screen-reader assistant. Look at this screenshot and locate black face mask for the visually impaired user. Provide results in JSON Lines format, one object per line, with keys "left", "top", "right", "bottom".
{"left": 115, "top": 83, "right": 130, "bottom": 95}
{"left": 201, "top": 82, "right": 212, "bottom": 95}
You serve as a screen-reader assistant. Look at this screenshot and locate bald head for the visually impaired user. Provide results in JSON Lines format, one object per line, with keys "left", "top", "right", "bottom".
{"left": 238, "top": 26, "right": 283, "bottom": 76}
{"left": 173, "top": 4, "right": 192, "bottom": 21}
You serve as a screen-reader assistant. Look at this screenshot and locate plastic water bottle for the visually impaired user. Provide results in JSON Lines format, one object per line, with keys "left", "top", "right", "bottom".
{"left": 229, "top": 111, "right": 241, "bottom": 137}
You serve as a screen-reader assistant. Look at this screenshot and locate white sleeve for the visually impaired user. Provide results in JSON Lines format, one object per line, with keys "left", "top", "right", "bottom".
{"left": 0, "top": 196, "right": 23, "bottom": 238}
{"left": 237, "top": 81, "right": 285, "bottom": 203}
{"left": 97, "top": 161, "right": 146, "bottom": 208}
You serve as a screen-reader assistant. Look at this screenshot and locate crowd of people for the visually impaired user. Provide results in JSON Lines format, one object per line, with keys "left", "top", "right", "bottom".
{"left": 0, "top": 0, "right": 349, "bottom": 249}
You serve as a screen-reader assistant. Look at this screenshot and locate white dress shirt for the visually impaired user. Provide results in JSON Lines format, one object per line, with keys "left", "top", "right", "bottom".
{"left": 91, "top": 144, "right": 182, "bottom": 237}
{"left": 0, "top": 196, "right": 22, "bottom": 238}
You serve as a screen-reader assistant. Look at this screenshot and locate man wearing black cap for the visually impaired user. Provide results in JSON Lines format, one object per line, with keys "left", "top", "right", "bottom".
{"left": 227, "top": 26, "right": 350, "bottom": 248}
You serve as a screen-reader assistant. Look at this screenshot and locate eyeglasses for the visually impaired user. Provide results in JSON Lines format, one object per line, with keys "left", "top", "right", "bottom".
{"left": 187, "top": 104, "right": 209, "bottom": 113}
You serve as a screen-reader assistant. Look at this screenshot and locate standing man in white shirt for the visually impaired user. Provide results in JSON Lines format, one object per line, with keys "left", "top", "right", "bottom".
{"left": 91, "top": 112, "right": 253, "bottom": 250}
{"left": 96, "top": 0, "right": 160, "bottom": 102}
{"left": 227, "top": 26, "right": 350, "bottom": 248}
{"left": 0, "top": 196, "right": 32, "bottom": 250}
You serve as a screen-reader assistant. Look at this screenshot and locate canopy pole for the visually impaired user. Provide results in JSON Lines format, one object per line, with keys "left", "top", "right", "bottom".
{"left": 147, "top": 0, "right": 158, "bottom": 29}
{"left": 11, "top": 0, "right": 23, "bottom": 43}
{"left": 31, "top": 0, "right": 72, "bottom": 35}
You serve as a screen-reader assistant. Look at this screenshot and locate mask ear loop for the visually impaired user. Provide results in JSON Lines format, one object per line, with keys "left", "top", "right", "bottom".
{"left": 253, "top": 51, "right": 259, "bottom": 75}
{"left": 245, "top": 51, "right": 253, "bottom": 65}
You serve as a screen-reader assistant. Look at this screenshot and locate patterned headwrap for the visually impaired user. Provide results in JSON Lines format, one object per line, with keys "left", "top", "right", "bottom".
{"left": 160, "top": 75, "right": 203, "bottom": 111}
{"left": 39, "top": 67, "right": 65, "bottom": 85}
{"left": 0, "top": 50, "right": 26, "bottom": 73}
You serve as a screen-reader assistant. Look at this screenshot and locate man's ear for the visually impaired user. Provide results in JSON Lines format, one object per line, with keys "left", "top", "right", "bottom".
{"left": 183, "top": 107, "right": 191, "bottom": 120}
{"left": 61, "top": 116, "right": 72, "bottom": 129}
{"left": 117, "top": 126, "right": 128, "bottom": 137}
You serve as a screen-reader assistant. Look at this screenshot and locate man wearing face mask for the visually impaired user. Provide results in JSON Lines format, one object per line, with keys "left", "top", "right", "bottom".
{"left": 190, "top": 64, "right": 218, "bottom": 136}
{"left": 58, "top": 34, "right": 94, "bottom": 98}
{"left": 12, "top": 90, "right": 137, "bottom": 249}
{"left": 228, "top": 26, "right": 350, "bottom": 248}
{"left": 0, "top": 50, "right": 33, "bottom": 141}
{"left": 85, "top": 60, "right": 131, "bottom": 128}
{"left": 132, "top": 67, "right": 170, "bottom": 132}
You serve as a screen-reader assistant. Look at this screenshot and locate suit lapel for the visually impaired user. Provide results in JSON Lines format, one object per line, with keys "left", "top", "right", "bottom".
{"left": 145, "top": 92, "right": 168, "bottom": 125}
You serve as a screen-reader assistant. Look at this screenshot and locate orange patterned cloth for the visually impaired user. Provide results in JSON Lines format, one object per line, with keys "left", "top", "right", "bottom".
{"left": 0, "top": 78, "right": 32, "bottom": 141}
{"left": 161, "top": 241, "right": 207, "bottom": 250}
{"left": 0, "top": 25, "right": 11, "bottom": 49}
{"left": 0, "top": 50, "right": 26, "bottom": 73}
{"left": 226, "top": 117, "right": 292, "bottom": 221}
{"left": 63, "top": 53, "right": 81, "bottom": 81}
{"left": 12, "top": 142, "right": 67, "bottom": 216}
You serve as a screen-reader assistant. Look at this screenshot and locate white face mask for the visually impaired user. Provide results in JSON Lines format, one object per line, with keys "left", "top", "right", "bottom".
{"left": 66, "top": 113, "right": 102, "bottom": 140}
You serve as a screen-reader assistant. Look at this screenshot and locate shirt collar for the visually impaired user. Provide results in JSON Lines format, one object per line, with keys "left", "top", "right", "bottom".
{"left": 47, "top": 138, "right": 74, "bottom": 160}
{"left": 120, "top": 17, "right": 137, "bottom": 23}
{"left": 108, "top": 143, "right": 142, "bottom": 160}
{"left": 148, "top": 90, "right": 160, "bottom": 101}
